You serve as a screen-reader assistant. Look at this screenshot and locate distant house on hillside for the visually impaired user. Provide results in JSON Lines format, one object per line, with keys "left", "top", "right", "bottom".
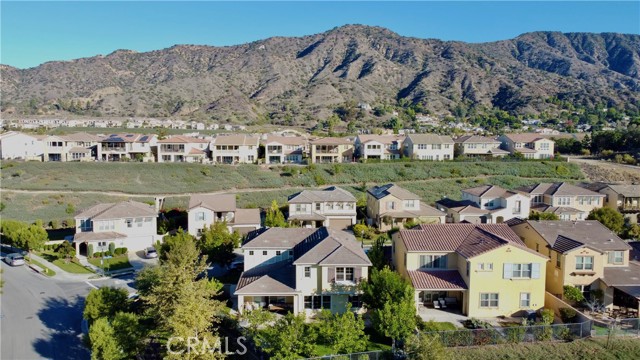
{"left": 454, "top": 135, "right": 508, "bottom": 158}
{"left": 403, "top": 134, "right": 454, "bottom": 161}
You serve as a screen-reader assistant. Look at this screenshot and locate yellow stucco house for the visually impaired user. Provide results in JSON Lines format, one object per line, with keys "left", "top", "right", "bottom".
{"left": 509, "top": 220, "right": 639, "bottom": 313}
{"left": 392, "top": 223, "right": 548, "bottom": 318}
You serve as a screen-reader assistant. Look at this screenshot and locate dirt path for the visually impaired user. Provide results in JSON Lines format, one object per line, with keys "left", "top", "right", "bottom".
{"left": 568, "top": 158, "right": 640, "bottom": 183}
{"left": 1, "top": 175, "right": 573, "bottom": 198}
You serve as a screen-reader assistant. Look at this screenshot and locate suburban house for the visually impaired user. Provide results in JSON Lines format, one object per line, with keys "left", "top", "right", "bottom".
{"left": 498, "top": 134, "right": 555, "bottom": 159}
{"left": 210, "top": 135, "right": 259, "bottom": 164}
{"left": 582, "top": 183, "right": 640, "bottom": 224}
{"left": 287, "top": 186, "right": 357, "bottom": 230}
{"left": 517, "top": 182, "right": 605, "bottom": 220}
{"left": 97, "top": 133, "right": 157, "bottom": 162}
{"left": 403, "top": 134, "right": 454, "bottom": 161}
{"left": 235, "top": 227, "right": 371, "bottom": 316}
{"left": 262, "top": 135, "right": 307, "bottom": 164}
{"left": 435, "top": 185, "right": 530, "bottom": 224}
{"left": 187, "top": 194, "right": 261, "bottom": 237}
{"left": 454, "top": 135, "right": 509, "bottom": 158}
{"left": 393, "top": 223, "right": 548, "bottom": 318}
{"left": 309, "top": 137, "right": 354, "bottom": 163}
{"left": 0, "top": 131, "right": 45, "bottom": 160}
{"left": 43, "top": 133, "right": 102, "bottom": 162}
{"left": 354, "top": 134, "right": 405, "bottom": 160}
{"left": 73, "top": 200, "right": 161, "bottom": 254}
{"left": 510, "top": 220, "right": 638, "bottom": 313}
{"left": 366, "top": 184, "right": 445, "bottom": 231}
{"left": 156, "top": 135, "right": 209, "bottom": 163}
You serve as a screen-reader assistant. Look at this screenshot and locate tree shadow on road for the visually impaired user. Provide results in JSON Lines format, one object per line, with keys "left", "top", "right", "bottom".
{"left": 34, "top": 296, "right": 89, "bottom": 360}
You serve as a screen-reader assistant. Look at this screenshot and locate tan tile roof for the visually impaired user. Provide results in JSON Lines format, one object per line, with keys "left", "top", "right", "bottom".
{"left": 242, "top": 228, "right": 318, "bottom": 249}
{"left": 606, "top": 184, "right": 640, "bottom": 197}
{"left": 462, "top": 185, "right": 520, "bottom": 198}
{"left": 503, "top": 133, "right": 551, "bottom": 143}
{"left": 68, "top": 147, "right": 92, "bottom": 153}
{"left": 73, "top": 231, "right": 127, "bottom": 243}
{"left": 262, "top": 135, "right": 307, "bottom": 146}
{"left": 520, "top": 220, "right": 631, "bottom": 252}
{"left": 157, "top": 135, "right": 209, "bottom": 144}
{"left": 407, "top": 134, "right": 454, "bottom": 144}
{"left": 61, "top": 132, "right": 103, "bottom": 142}
{"left": 408, "top": 270, "right": 468, "bottom": 290}
{"left": 75, "top": 201, "right": 156, "bottom": 220}
{"left": 189, "top": 194, "right": 237, "bottom": 212}
{"left": 188, "top": 148, "right": 206, "bottom": 155}
{"left": 455, "top": 135, "right": 500, "bottom": 144}
{"left": 311, "top": 137, "right": 353, "bottom": 145}
{"left": 399, "top": 223, "right": 539, "bottom": 260}
{"left": 235, "top": 263, "right": 297, "bottom": 295}
{"left": 233, "top": 208, "right": 261, "bottom": 225}
{"left": 288, "top": 186, "right": 356, "bottom": 203}
{"left": 357, "top": 134, "right": 405, "bottom": 145}
{"left": 212, "top": 134, "right": 259, "bottom": 146}
{"left": 368, "top": 184, "right": 420, "bottom": 200}
{"left": 518, "top": 182, "right": 605, "bottom": 197}
{"left": 601, "top": 262, "right": 640, "bottom": 287}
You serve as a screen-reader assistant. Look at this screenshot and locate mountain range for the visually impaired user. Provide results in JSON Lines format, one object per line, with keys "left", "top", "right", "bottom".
{"left": 1, "top": 25, "right": 639, "bottom": 123}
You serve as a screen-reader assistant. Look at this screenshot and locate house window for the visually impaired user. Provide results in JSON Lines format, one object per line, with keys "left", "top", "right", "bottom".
{"left": 532, "top": 195, "right": 543, "bottom": 204}
{"left": 336, "top": 202, "right": 344, "bottom": 210}
{"left": 249, "top": 251, "right": 254, "bottom": 256}
{"left": 248, "top": 155, "right": 255, "bottom": 162}
{"left": 386, "top": 202, "right": 396, "bottom": 210}
{"left": 405, "top": 200, "right": 416, "bottom": 208}
{"left": 322, "top": 295, "right": 331, "bottom": 309}
{"left": 80, "top": 219, "right": 92, "bottom": 231}
{"left": 196, "top": 212, "right": 205, "bottom": 221}
{"left": 305, "top": 295, "right": 331, "bottom": 310}
{"left": 466, "top": 261, "right": 470, "bottom": 277}
{"left": 304, "top": 267, "right": 311, "bottom": 278}
{"left": 346, "top": 203, "right": 354, "bottom": 210}
{"left": 576, "top": 256, "right": 594, "bottom": 270}
{"left": 418, "top": 144, "right": 428, "bottom": 150}
{"left": 557, "top": 197, "right": 571, "bottom": 206}
{"left": 348, "top": 295, "right": 362, "bottom": 308}
{"left": 556, "top": 253, "right": 561, "bottom": 268}
{"left": 480, "top": 293, "right": 499, "bottom": 308}
{"left": 477, "top": 263, "right": 493, "bottom": 271}
{"left": 263, "top": 251, "right": 268, "bottom": 256}
{"left": 315, "top": 203, "right": 321, "bottom": 211}
{"left": 419, "top": 255, "right": 447, "bottom": 269}
{"left": 126, "top": 219, "right": 133, "bottom": 228}
{"left": 608, "top": 251, "right": 624, "bottom": 264}
{"left": 136, "top": 218, "right": 143, "bottom": 227}
{"left": 304, "top": 296, "right": 313, "bottom": 309}
{"left": 288, "top": 250, "right": 293, "bottom": 256}
{"left": 276, "top": 251, "right": 281, "bottom": 256}
{"left": 326, "top": 203, "right": 334, "bottom": 210}
{"left": 432, "top": 144, "right": 441, "bottom": 150}
{"left": 520, "top": 293, "right": 531, "bottom": 307}
{"left": 536, "top": 244, "right": 540, "bottom": 253}
{"left": 512, "top": 263, "right": 532, "bottom": 278}
{"left": 336, "top": 267, "right": 354, "bottom": 282}
{"left": 444, "top": 154, "right": 451, "bottom": 160}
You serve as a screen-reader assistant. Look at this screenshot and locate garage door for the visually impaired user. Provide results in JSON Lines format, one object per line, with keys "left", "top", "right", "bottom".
{"left": 329, "top": 218, "right": 352, "bottom": 230}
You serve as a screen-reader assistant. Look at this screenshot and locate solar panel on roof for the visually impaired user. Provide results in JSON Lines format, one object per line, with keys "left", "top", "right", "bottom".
{"left": 140, "top": 136, "right": 149, "bottom": 142}
{"left": 126, "top": 134, "right": 134, "bottom": 137}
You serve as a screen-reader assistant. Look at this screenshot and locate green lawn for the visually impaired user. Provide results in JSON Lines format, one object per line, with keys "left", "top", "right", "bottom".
{"left": 88, "top": 255, "right": 133, "bottom": 272}
{"left": 452, "top": 337, "right": 640, "bottom": 360}
{"left": 53, "top": 259, "right": 94, "bottom": 274}
{"left": 25, "top": 257, "right": 56, "bottom": 277}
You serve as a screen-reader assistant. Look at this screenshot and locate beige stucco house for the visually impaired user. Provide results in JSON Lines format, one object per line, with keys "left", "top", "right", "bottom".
{"left": 366, "top": 184, "right": 445, "bottom": 230}
{"left": 517, "top": 182, "right": 605, "bottom": 220}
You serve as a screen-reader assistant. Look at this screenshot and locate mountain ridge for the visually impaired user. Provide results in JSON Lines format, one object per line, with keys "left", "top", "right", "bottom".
{"left": 2, "top": 25, "right": 639, "bottom": 124}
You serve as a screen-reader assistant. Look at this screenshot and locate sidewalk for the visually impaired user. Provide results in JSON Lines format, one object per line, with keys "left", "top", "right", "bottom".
{"left": 28, "top": 253, "right": 98, "bottom": 282}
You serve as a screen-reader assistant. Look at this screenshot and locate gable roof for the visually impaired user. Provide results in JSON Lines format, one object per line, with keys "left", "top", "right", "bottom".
{"left": 503, "top": 133, "right": 552, "bottom": 143}
{"left": 262, "top": 135, "right": 307, "bottom": 146}
{"left": 407, "top": 134, "right": 454, "bottom": 145}
{"left": 242, "top": 228, "right": 317, "bottom": 249}
{"left": 455, "top": 135, "right": 500, "bottom": 144}
{"left": 310, "top": 137, "right": 353, "bottom": 145}
{"left": 357, "top": 134, "right": 405, "bottom": 145}
{"left": 188, "top": 194, "right": 236, "bottom": 212}
{"left": 606, "top": 184, "right": 640, "bottom": 197}
{"left": 211, "top": 135, "right": 259, "bottom": 146}
{"left": 157, "top": 135, "right": 209, "bottom": 144}
{"left": 235, "top": 263, "right": 296, "bottom": 295}
{"left": 61, "top": 132, "right": 103, "bottom": 142}
{"left": 398, "top": 223, "right": 543, "bottom": 259}
{"left": 75, "top": 201, "right": 156, "bottom": 220}
{"left": 518, "top": 182, "right": 604, "bottom": 197}
{"left": 101, "top": 133, "right": 155, "bottom": 143}
{"left": 367, "top": 184, "right": 420, "bottom": 200}
{"left": 288, "top": 186, "right": 356, "bottom": 203}
{"left": 462, "top": 185, "right": 521, "bottom": 198}
{"left": 516, "top": 220, "right": 631, "bottom": 252}
{"left": 408, "top": 270, "right": 468, "bottom": 290}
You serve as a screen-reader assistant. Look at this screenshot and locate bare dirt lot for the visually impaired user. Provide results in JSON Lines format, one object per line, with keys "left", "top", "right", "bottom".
{"left": 570, "top": 158, "right": 640, "bottom": 183}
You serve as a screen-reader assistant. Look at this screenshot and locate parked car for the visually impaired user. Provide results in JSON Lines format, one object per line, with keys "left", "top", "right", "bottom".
{"left": 144, "top": 247, "right": 158, "bottom": 259}
{"left": 4, "top": 253, "right": 25, "bottom": 266}
{"left": 229, "top": 259, "right": 244, "bottom": 271}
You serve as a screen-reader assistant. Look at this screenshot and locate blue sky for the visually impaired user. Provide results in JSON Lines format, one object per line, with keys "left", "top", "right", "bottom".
{"left": 2, "top": 1, "right": 639, "bottom": 69}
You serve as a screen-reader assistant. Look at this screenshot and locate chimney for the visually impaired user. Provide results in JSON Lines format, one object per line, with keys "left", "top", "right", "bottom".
{"left": 154, "top": 197, "right": 165, "bottom": 212}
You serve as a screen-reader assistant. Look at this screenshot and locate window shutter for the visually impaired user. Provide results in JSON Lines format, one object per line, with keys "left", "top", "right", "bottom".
{"left": 503, "top": 263, "right": 513, "bottom": 279}
{"left": 328, "top": 267, "right": 335, "bottom": 282}
{"left": 608, "top": 251, "right": 615, "bottom": 264}
{"left": 531, "top": 263, "right": 540, "bottom": 279}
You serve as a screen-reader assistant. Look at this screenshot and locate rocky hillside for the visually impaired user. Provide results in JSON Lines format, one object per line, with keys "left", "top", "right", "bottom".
{"left": 1, "top": 25, "right": 639, "bottom": 123}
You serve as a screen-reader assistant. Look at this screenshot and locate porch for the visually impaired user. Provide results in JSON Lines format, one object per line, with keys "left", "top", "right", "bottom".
{"left": 239, "top": 295, "right": 297, "bottom": 315}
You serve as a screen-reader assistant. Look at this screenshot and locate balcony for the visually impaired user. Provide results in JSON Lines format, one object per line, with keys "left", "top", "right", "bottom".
{"left": 315, "top": 146, "right": 340, "bottom": 154}
{"left": 160, "top": 146, "right": 185, "bottom": 153}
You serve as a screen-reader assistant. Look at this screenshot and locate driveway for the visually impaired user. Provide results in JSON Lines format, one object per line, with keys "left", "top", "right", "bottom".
{"left": 1, "top": 260, "right": 91, "bottom": 360}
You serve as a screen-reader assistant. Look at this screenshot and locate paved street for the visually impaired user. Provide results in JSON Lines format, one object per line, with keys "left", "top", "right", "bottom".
{"left": 1, "top": 261, "right": 92, "bottom": 360}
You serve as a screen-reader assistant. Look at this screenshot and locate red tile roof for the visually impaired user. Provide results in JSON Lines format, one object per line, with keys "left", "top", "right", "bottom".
{"left": 408, "top": 270, "right": 468, "bottom": 290}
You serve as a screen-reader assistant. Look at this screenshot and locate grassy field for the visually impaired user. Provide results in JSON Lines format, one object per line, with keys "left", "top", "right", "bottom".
{"left": 88, "top": 255, "right": 132, "bottom": 271}
{"left": 452, "top": 337, "right": 640, "bottom": 360}
{"left": 1, "top": 160, "right": 584, "bottom": 194}
{"left": 37, "top": 250, "right": 94, "bottom": 274}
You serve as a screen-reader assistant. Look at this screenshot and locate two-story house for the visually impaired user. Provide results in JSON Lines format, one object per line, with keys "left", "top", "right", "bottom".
{"left": 156, "top": 135, "right": 209, "bottom": 163}
{"left": 309, "top": 137, "right": 354, "bottom": 164}
{"left": 235, "top": 227, "right": 371, "bottom": 316}
{"left": 454, "top": 135, "right": 509, "bottom": 158}
{"left": 97, "top": 133, "right": 157, "bottom": 162}
{"left": 393, "top": 223, "right": 548, "bottom": 318}
{"left": 498, "top": 134, "right": 555, "bottom": 159}
{"left": 287, "top": 186, "right": 357, "bottom": 230}
{"left": 517, "top": 182, "right": 605, "bottom": 221}
{"left": 43, "top": 132, "right": 101, "bottom": 162}
{"left": 354, "top": 134, "right": 404, "bottom": 161}
{"left": 188, "top": 194, "right": 261, "bottom": 236}
{"left": 366, "top": 184, "right": 445, "bottom": 231}
{"left": 435, "top": 185, "right": 530, "bottom": 224}
{"left": 262, "top": 135, "right": 308, "bottom": 164}
{"left": 510, "top": 220, "right": 637, "bottom": 312}
{"left": 594, "top": 184, "right": 639, "bottom": 224}
{"left": 403, "top": 134, "right": 454, "bottom": 161}
{"left": 73, "top": 200, "right": 161, "bottom": 254}
{"left": 0, "top": 131, "right": 45, "bottom": 161}
{"left": 210, "top": 135, "right": 259, "bottom": 164}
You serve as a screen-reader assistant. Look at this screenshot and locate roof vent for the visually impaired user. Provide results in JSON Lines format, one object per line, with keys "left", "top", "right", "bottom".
{"left": 608, "top": 239, "right": 614, "bottom": 242}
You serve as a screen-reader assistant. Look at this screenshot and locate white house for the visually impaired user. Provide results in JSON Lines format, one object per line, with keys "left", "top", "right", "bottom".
{"left": 354, "top": 134, "right": 405, "bottom": 160}
{"left": 210, "top": 135, "right": 259, "bottom": 164}
{"left": 0, "top": 131, "right": 46, "bottom": 160}
{"left": 97, "top": 133, "right": 157, "bottom": 162}
{"left": 403, "top": 134, "right": 454, "bottom": 160}
{"left": 498, "top": 134, "right": 555, "bottom": 159}
{"left": 287, "top": 187, "right": 357, "bottom": 230}
{"left": 156, "top": 135, "right": 209, "bottom": 163}
{"left": 262, "top": 135, "right": 307, "bottom": 164}
{"left": 454, "top": 135, "right": 509, "bottom": 158}
{"left": 235, "top": 227, "right": 371, "bottom": 316}
{"left": 436, "top": 185, "right": 530, "bottom": 224}
{"left": 43, "top": 132, "right": 102, "bottom": 162}
{"left": 187, "top": 194, "right": 261, "bottom": 236}
{"left": 73, "top": 200, "right": 161, "bottom": 254}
